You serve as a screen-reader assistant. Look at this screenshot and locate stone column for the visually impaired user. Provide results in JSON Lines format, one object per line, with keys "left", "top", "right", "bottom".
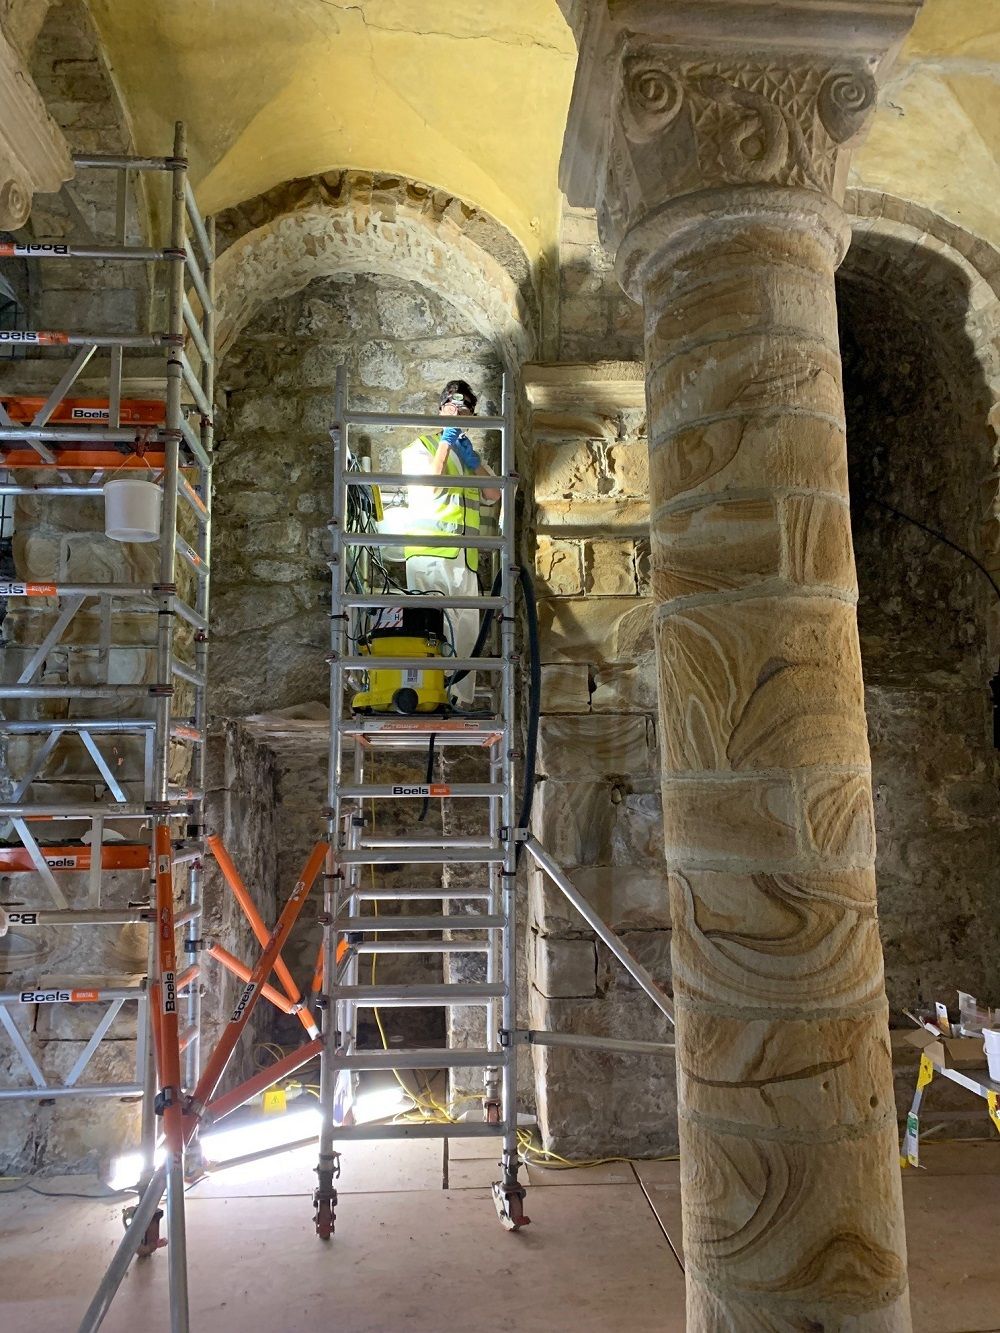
{"left": 560, "top": 4, "right": 921, "bottom": 1329}
{"left": 0, "top": 21, "right": 72, "bottom": 228}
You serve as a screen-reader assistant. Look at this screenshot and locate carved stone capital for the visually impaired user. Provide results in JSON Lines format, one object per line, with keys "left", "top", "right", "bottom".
{"left": 560, "top": 0, "right": 922, "bottom": 262}
{"left": 0, "top": 24, "right": 73, "bottom": 230}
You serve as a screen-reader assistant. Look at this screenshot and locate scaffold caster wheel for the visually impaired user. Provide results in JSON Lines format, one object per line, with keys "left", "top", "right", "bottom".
{"left": 127, "top": 1205, "right": 166, "bottom": 1256}
{"left": 314, "top": 1194, "right": 336, "bottom": 1240}
{"left": 491, "top": 1181, "right": 530, "bottom": 1232}
{"left": 484, "top": 1100, "right": 501, "bottom": 1125}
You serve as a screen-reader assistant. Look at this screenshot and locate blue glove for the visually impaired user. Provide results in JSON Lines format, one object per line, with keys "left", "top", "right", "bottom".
{"left": 441, "top": 427, "right": 480, "bottom": 471}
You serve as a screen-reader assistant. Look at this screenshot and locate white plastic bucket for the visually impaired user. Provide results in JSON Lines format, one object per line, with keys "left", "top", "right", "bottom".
{"left": 983, "top": 1028, "right": 1000, "bottom": 1082}
{"left": 103, "top": 477, "right": 162, "bottom": 542}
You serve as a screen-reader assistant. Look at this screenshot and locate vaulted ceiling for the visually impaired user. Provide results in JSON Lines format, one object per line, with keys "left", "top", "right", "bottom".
{"left": 82, "top": 0, "right": 1000, "bottom": 259}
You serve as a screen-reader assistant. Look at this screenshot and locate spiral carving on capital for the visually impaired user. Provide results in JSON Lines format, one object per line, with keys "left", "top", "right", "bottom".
{"left": 598, "top": 43, "right": 878, "bottom": 250}
{"left": 0, "top": 171, "right": 32, "bottom": 229}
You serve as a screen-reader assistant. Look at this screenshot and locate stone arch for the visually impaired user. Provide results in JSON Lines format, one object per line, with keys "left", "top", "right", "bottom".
{"left": 212, "top": 170, "right": 539, "bottom": 369}
{"left": 845, "top": 189, "right": 1000, "bottom": 604}
{"left": 837, "top": 191, "right": 1000, "bottom": 1010}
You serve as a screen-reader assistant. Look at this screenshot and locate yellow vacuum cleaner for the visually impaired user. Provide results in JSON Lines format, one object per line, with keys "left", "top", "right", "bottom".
{"left": 351, "top": 606, "right": 450, "bottom": 714}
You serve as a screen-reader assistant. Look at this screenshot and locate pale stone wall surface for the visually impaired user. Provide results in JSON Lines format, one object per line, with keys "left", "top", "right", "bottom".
{"left": 528, "top": 396, "right": 675, "bottom": 1155}
{"left": 557, "top": 200, "right": 643, "bottom": 363}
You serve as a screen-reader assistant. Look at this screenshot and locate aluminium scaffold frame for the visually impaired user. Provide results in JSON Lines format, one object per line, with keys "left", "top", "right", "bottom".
{"left": 314, "top": 365, "right": 680, "bottom": 1239}
{"left": 0, "top": 122, "right": 214, "bottom": 1330}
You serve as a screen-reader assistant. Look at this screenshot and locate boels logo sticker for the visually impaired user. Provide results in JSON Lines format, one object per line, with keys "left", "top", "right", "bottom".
{"left": 231, "top": 981, "right": 256, "bottom": 1023}
{"left": 19, "top": 988, "right": 100, "bottom": 1003}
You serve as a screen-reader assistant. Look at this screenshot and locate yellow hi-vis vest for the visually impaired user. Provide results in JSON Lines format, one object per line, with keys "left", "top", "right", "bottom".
{"left": 403, "top": 434, "right": 481, "bottom": 572}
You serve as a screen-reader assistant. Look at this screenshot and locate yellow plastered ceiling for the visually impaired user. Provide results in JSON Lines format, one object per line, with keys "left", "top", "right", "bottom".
{"left": 87, "top": 0, "right": 577, "bottom": 262}
{"left": 88, "top": 0, "right": 1000, "bottom": 259}
{"left": 852, "top": 0, "right": 1000, "bottom": 246}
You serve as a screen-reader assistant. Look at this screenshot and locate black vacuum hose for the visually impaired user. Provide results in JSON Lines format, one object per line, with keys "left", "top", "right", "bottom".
{"left": 444, "top": 564, "right": 541, "bottom": 855}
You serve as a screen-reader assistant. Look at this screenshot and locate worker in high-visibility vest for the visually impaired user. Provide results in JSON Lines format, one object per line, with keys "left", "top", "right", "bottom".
{"left": 402, "top": 379, "right": 500, "bottom": 709}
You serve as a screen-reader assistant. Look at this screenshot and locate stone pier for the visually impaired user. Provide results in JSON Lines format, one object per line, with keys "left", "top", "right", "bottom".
{"left": 561, "top": 2, "right": 921, "bottom": 1327}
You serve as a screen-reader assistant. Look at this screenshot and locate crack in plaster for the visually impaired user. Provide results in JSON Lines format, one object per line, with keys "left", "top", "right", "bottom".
{"left": 315, "top": 1, "right": 572, "bottom": 56}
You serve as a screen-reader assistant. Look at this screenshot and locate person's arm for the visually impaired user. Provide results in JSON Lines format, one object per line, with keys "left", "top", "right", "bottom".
{"left": 439, "top": 431, "right": 500, "bottom": 503}
{"left": 474, "top": 458, "right": 500, "bottom": 505}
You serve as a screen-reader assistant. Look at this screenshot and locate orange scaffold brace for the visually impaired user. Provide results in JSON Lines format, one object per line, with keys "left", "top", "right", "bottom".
{"left": 206, "top": 833, "right": 320, "bottom": 1039}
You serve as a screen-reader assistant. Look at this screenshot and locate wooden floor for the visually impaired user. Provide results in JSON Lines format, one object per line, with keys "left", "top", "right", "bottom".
{"left": 2, "top": 1138, "right": 999, "bottom": 1331}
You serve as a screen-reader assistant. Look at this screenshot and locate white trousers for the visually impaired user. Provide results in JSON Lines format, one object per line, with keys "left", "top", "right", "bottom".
{"left": 405, "top": 555, "right": 479, "bottom": 708}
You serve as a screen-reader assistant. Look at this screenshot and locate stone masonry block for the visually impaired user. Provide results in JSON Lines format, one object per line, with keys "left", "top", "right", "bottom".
{"left": 608, "top": 441, "right": 649, "bottom": 496}
{"left": 583, "top": 540, "right": 637, "bottom": 596}
{"left": 536, "top": 715, "right": 651, "bottom": 779}
{"left": 533, "top": 934, "right": 597, "bottom": 998}
{"left": 535, "top": 536, "right": 583, "bottom": 597}
{"left": 535, "top": 440, "right": 605, "bottom": 502}
{"left": 539, "top": 598, "right": 653, "bottom": 665}
{"left": 531, "top": 778, "right": 617, "bottom": 868}
{"left": 540, "top": 663, "right": 591, "bottom": 713}
{"left": 529, "top": 862, "right": 671, "bottom": 936}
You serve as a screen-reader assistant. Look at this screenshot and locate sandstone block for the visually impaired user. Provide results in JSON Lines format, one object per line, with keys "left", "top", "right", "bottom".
{"left": 11, "top": 531, "right": 59, "bottom": 580}
{"left": 608, "top": 441, "right": 649, "bottom": 496}
{"left": 583, "top": 540, "right": 637, "bottom": 596}
{"left": 540, "top": 663, "right": 591, "bottom": 713}
{"left": 781, "top": 493, "right": 857, "bottom": 592}
{"left": 596, "top": 929, "right": 673, "bottom": 1002}
{"left": 529, "top": 862, "right": 671, "bottom": 935}
{"left": 68, "top": 646, "right": 155, "bottom": 687}
{"left": 535, "top": 498, "right": 650, "bottom": 530}
{"left": 649, "top": 413, "right": 848, "bottom": 510}
{"left": 669, "top": 867, "right": 882, "bottom": 1012}
{"left": 652, "top": 497, "right": 782, "bottom": 601}
{"left": 538, "top": 598, "right": 653, "bottom": 665}
{"left": 535, "top": 536, "right": 583, "bottom": 597}
{"left": 646, "top": 261, "right": 837, "bottom": 349}
{"left": 536, "top": 715, "right": 651, "bottom": 779}
{"left": 678, "top": 1117, "right": 907, "bottom": 1311}
{"left": 533, "top": 935, "right": 597, "bottom": 998}
{"left": 63, "top": 534, "right": 157, "bottom": 585}
{"left": 656, "top": 597, "right": 868, "bottom": 773}
{"left": 590, "top": 656, "right": 658, "bottom": 713}
{"left": 801, "top": 771, "right": 876, "bottom": 865}
{"left": 662, "top": 775, "right": 800, "bottom": 867}
{"left": 676, "top": 1003, "right": 895, "bottom": 1133}
{"left": 534, "top": 441, "right": 604, "bottom": 502}
{"left": 648, "top": 335, "right": 843, "bottom": 436}
{"left": 531, "top": 779, "right": 616, "bottom": 868}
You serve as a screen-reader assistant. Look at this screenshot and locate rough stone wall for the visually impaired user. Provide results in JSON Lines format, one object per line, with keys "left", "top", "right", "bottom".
{"left": 839, "top": 236, "right": 1000, "bottom": 1018}
{"left": 528, "top": 401, "right": 675, "bottom": 1157}
{"left": 211, "top": 272, "right": 502, "bottom": 716}
{"left": 557, "top": 200, "right": 643, "bottom": 363}
{"left": 199, "top": 722, "right": 280, "bottom": 1089}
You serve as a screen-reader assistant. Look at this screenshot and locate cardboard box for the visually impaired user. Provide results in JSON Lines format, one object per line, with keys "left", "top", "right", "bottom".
{"left": 904, "top": 1027, "right": 986, "bottom": 1070}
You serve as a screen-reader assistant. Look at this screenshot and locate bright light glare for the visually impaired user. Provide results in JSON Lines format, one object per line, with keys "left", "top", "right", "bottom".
{"left": 201, "top": 1105, "right": 322, "bottom": 1164}
{"left": 108, "top": 1086, "right": 412, "bottom": 1189}
{"left": 352, "top": 1084, "right": 411, "bottom": 1125}
{"left": 108, "top": 1146, "right": 164, "bottom": 1191}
